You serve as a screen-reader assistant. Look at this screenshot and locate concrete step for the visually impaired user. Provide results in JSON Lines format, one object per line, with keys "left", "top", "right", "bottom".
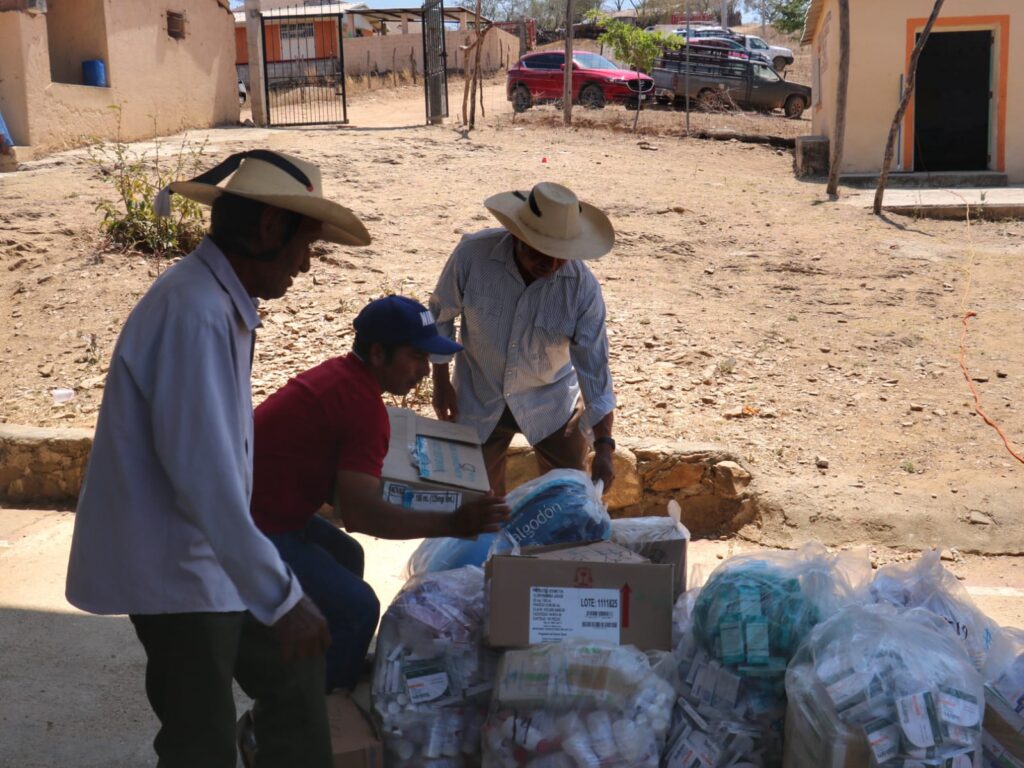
{"left": 840, "top": 170, "right": 1009, "bottom": 189}
{"left": 0, "top": 145, "right": 33, "bottom": 172}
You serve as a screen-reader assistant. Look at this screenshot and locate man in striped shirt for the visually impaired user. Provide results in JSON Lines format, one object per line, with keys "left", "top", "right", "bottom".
{"left": 429, "top": 182, "right": 618, "bottom": 496}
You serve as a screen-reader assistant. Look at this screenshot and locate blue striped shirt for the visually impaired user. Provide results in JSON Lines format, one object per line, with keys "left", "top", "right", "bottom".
{"left": 429, "top": 228, "right": 616, "bottom": 444}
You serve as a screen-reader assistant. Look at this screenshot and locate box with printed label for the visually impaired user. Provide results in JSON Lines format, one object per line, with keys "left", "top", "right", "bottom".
{"left": 327, "top": 693, "right": 384, "bottom": 768}
{"left": 381, "top": 407, "right": 490, "bottom": 513}
{"left": 484, "top": 540, "right": 674, "bottom": 651}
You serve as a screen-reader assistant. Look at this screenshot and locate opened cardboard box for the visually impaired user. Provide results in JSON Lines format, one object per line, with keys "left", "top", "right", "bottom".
{"left": 382, "top": 407, "right": 489, "bottom": 513}
{"left": 485, "top": 540, "right": 674, "bottom": 651}
{"left": 327, "top": 694, "right": 383, "bottom": 768}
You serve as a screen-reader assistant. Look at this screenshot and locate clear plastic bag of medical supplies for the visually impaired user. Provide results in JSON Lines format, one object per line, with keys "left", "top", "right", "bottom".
{"left": 372, "top": 566, "right": 497, "bottom": 766}
{"left": 784, "top": 603, "right": 985, "bottom": 768}
{"left": 666, "top": 544, "right": 870, "bottom": 767}
{"left": 406, "top": 469, "right": 611, "bottom": 576}
{"left": 482, "top": 641, "right": 676, "bottom": 768}
{"left": 871, "top": 549, "right": 998, "bottom": 671}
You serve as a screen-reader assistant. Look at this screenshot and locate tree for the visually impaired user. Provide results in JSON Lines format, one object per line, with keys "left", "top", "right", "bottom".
{"left": 874, "top": 0, "right": 947, "bottom": 214}
{"left": 738, "top": 0, "right": 808, "bottom": 33}
{"left": 590, "top": 13, "right": 683, "bottom": 128}
{"left": 825, "top": 0, "right": 849, "bottom": 197}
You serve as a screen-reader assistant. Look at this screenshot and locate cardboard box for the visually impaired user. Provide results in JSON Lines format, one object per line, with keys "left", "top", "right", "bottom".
{"left": 985, "top": 694, "right": 1024, "bottom": 767}
{"left": 381, "top": 407, "right": 489, "bottom": 512}
{"left": 485, "top": 540, "right": 675, "bottom": 651}
{"left": 327, "top": 693, "right": 383, "bottom": 768}
{"left": 610, "top": 518, "right": 690, "bottom": 598}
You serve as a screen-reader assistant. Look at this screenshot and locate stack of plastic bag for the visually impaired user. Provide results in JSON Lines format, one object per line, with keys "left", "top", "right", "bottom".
{"left": 406, "top": 469, "right": 611, "bottom": 576}
{"left": 482, "top": 641, "right": 677, "bottom": 768}
{"left": 784, "top": 603, "right": 985, "bottom": 767}
{"left": 372, "top": 566, "right": 497, "bottom": 766}
{"left": 667, "top": 544, "right": 869, "bottom": 767}
{"left": 981, "top": 627, "right": 1024, "bottom": 767}
{"left": 871, "top": 550, "right": 998, "bottom": 671}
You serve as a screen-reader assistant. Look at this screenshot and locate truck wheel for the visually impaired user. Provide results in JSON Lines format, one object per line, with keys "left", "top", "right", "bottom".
{"left": 696, "top": 89, "right": 717, "bottom": 111}
{"left": 512, "top": 85, "right": 532, "bottom": 113}
{"left": 784, "top": 94, "right": 806, "bottom": 119}
{"left": 773, "top": 56, "right": 788, "bottom": 71}
{"left": 579, "top": 84, "right": 605, "bottom": 109}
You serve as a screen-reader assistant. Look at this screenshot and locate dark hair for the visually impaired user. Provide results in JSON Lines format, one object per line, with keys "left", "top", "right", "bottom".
{"left": 352, "top": 334, "right": 399, "bottom": 364}
{"left": 210, "top": 193, "right": 302, "bottom": 261}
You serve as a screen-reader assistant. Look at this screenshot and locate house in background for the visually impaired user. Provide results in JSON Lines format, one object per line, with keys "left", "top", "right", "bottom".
{"left": 803, "top": 0, "right": 1022, "bottom": 182}
{"left": 0, "top": 0, "right": 238, "bottom": 163}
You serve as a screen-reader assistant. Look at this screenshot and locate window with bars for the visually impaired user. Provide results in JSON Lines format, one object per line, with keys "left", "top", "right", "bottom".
{"left": 167, "top": 11, "right": 186, "bottom": 40}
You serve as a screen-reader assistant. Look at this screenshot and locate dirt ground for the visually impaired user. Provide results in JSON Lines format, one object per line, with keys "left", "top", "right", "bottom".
{"left": 1, "top": 33, "right": 1022, "bottom": 556}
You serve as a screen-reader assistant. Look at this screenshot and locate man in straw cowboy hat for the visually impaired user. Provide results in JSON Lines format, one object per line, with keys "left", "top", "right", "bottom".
{"left": 429, "top": 181, "right": 618, "bottom": 496}
{"left": 66, "top": 150, "right": 369, "bottom": 767}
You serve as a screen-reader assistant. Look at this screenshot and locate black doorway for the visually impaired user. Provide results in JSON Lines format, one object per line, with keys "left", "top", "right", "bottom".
{"left": 914, "top": 30, "right": 991, "bottom": 172}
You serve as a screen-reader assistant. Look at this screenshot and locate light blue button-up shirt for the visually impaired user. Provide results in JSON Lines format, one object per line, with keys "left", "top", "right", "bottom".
{"left": 429, "top": 228, "right": 616, "bottom": 445}
{"left": 66, "top": 238, "right": 302, "bottom": 626}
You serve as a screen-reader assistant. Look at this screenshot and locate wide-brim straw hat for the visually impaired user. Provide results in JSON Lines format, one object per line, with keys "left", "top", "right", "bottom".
{"left": 484, "top": 182, "right": 614, "bottom": 261}
{"left": 161, "top": 150, "right": 370, "bottom": 246}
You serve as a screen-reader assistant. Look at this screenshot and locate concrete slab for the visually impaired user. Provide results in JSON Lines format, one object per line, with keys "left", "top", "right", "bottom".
{"left": 843, "top": 185, "right": 1024, "bottom": 221}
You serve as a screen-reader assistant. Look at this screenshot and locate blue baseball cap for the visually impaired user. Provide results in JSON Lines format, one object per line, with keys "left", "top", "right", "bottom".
{"left": 353, "top": 296, "right": 463, "bottom": 355}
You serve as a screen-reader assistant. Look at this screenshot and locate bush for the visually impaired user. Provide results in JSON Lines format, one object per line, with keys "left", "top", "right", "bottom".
{"left": 88, "top": 114, "right": 209, "bottom": 258}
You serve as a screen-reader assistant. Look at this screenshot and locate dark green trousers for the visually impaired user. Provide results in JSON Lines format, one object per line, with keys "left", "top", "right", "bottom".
{"left": 130, "top": 612, "right": 331, "bottom": 768}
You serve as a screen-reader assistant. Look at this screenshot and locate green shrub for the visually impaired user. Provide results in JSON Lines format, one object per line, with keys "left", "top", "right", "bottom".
{"left": 88, "top": 114, "right": 209, "bottom": 258}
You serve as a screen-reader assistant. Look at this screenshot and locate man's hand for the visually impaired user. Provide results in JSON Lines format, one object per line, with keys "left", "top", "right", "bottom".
{"left": 450, "top": 493, "right": 511, "bottom": 538}
{"left": 591, "top": 445, "right": 616, "bottom": 494}
{"left": 272, "top": 595, "right": 331, "bottom": 662}
{"left": 432, "top": 376, "right": 459, "bottom": 422}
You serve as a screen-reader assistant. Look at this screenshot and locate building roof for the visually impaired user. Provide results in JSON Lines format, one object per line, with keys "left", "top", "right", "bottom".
{"left": 801, "top": 0, "right": 824, "bottom": 45}
{"left": 234, "top": 3, "right": 485, "bottom": 24}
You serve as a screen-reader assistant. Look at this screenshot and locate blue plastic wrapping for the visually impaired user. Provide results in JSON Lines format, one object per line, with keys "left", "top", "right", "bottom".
{"left": 405, "top": 469, "right": 609, "bottom": 578}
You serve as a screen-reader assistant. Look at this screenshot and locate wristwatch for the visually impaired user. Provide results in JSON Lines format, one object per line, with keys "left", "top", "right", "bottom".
{"left": 594, "top": 436, "right": 616, "bottom": 451}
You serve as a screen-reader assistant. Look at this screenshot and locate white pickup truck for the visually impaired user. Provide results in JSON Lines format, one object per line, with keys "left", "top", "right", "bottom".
{"left": 740, "top": 34, "right": 794, "bottom": 72}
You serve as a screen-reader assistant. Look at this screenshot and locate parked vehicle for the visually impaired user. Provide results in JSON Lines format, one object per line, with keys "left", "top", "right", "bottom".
{"left": 681, "top": 35, "right": 771, "bottom": 65}
{"left": 506, "top": 50, "right": 655, "bottom": 112}
{"left": 674, "top": 25, "right": 743, "bottom": 42}
{"left": 738, "top": 34, "right": 794, "bottom": 71}
{"left": 652, "top": 47, "right": 811, "bottom": 118}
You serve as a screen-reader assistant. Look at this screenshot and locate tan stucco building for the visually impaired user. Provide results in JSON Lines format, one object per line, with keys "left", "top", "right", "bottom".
{"left": 803, "top": 0, "right": 1022, "bottom": 182}
{"left": 0, "top": 0, "right": 239, "bottom": 160}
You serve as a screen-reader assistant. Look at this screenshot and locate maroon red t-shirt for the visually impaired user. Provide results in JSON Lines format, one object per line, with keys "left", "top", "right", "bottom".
{"left": 251, "top": 353, "right": 389, "bottom": 535}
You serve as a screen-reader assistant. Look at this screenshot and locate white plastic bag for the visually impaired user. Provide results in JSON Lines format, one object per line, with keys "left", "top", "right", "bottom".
{"left": 784, "top": 603, "right": 985, "bottom": 768}
{"left": 372, "top": 566, "right": 496, "bottom": 766}
{"left": 483, "top": 641, "right": 676, "bottom": 768}
{"left": 872, "top": 550, "right": 998, "bottom": 670}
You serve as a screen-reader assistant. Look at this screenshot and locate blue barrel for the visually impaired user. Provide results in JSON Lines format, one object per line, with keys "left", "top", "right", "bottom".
{"left": 82, "top": 59, "right": 107, "bottom": 87}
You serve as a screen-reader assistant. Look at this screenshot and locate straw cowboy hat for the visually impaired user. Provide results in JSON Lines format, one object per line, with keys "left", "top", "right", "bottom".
{"left": 155, "top": 150, "right": 370, "bottom": 246}
{"left": 484, "top": 182, "right": 614, "bottom": 261}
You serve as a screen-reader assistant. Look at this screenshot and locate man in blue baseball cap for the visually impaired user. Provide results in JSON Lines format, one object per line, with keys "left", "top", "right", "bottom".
{"left": 249, "top": 295, "right": 510, "bottom": 695}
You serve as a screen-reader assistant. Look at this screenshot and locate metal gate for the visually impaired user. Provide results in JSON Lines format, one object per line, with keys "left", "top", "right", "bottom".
{"left": 422, "top": 0, "right": 449, "bottom": 124}
{"left": 260, "top": 4, "right": 348, "bottom": 126}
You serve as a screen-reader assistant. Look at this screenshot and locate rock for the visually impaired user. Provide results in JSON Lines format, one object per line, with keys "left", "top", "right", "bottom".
{"left": 972, "top": 375, "right": 989, "bottom": 383}
{"left": 968, "top": 511, "right": 992, "bottom": 526}
{"left": 711, "top": 460, "right": 752, "bottom": 500}
{"left": 38, "top": 363, "right": 54, "bottom": 378}
{"left": 940, "top": 549, "right": 955, "bottom": 562}
{"left": 723, "top": 406, "right": 745, "bottom": 419}
{"left": 815, "top": 455, "right": 829, "bottom": 469}
{"left": 759, "top": 408, "right": 778, "bottom": 419}
{"left": 997, "top": 370, "right": 1008, "bottom": 379}
{"left": 701, "top": 396, "right": 717, "bottom": 405}
{"left": 909, "top": 403, "right": 924, "bottom": 412}
{"left": 646, "top": 460, "right": 706, "bottom": 493}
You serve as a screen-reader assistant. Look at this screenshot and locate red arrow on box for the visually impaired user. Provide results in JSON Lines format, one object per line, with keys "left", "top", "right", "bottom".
{"left": 620, "top": 583, "right": 632, "bottom": 629}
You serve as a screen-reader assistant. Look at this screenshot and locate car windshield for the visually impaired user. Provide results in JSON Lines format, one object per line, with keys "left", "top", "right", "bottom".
{"left": 748, "top": 36, "right": 768, "bottom": 49}
{"left": 574, "top": 52, "right": 620, "bottom": 70}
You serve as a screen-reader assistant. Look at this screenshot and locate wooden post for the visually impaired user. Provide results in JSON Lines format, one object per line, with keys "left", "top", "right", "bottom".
{"left": 873, "top": 0, "right": 947, "bottom": 214}
{"left": 411, "top": 48, "right": 417, "bottom": 84}
{"left": 563, "top": 0, "right": 575, "bottom": 126}
{"left": 825, "top": 0, "right": 850, "bottom": 197}
{"left": 393, "top": 49, "right": 398, "bottom": 86}
{"left": 244, "top": 0, "right": 268, "bottom": 126}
